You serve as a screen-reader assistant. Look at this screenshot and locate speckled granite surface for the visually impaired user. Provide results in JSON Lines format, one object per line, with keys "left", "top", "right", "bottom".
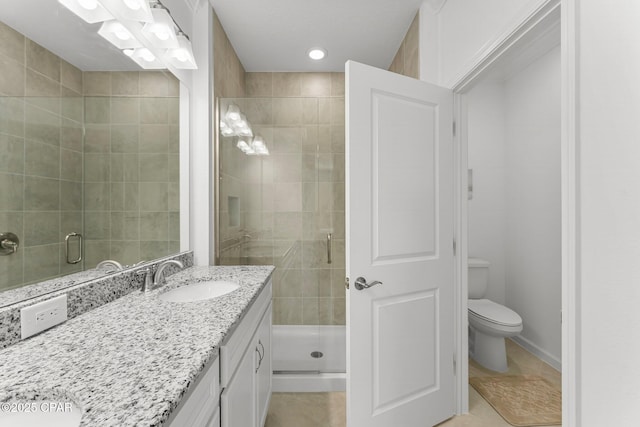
{"left": 0, "top": 265, "right": 274, "bottom": 427}
{"left": 0, "top": 252, "right": 193, "bottom": 350}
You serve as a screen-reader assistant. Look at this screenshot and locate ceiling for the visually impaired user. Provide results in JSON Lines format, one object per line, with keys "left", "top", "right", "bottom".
{"left": 212, "top": 0, "right": 423, "bottom": 72}
{"left": 0, "top": 0, "right": 423, "bottom": 73}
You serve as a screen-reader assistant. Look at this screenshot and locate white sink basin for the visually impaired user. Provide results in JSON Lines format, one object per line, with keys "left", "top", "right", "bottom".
{"left": 159, "top": 281, "right": 240, "bottom": 302}
{"left": 0, "top": 401, "right": 82, "bottom": 427}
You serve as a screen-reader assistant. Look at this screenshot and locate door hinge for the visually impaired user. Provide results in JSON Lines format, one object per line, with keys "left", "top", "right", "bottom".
{"left": 453, "top": 121, "right": 456, "bottom": 136}
{"left": 453, "top": 239, "right": 457, "bottom": 255}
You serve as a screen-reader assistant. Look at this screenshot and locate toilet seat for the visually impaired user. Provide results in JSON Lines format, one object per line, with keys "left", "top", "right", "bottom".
{"left": 468, "top": 299, "right": 522, "bottom": 327}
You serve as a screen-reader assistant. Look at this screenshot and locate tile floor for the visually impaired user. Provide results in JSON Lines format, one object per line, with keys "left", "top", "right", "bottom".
{"left": 265, "top": 339, "right": 561, "bottom": 427}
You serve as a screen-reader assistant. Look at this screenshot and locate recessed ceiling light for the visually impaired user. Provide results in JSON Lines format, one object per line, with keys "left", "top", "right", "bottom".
{"left": 307, "top": 48, "right": 327, "bottom": 60}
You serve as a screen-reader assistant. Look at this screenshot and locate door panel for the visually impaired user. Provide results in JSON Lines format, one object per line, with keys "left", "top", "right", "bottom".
{"left": 373, "top": 290, "right": 438, "bottom": 412}
{"left": 346, "top": 60, "right": 454, "bottom": 427}
{"left": 372, "top": 91, "right": 438, "bottom": 262}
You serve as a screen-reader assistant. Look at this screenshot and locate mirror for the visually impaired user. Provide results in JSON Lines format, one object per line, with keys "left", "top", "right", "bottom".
{"left": 0, "top": 1, "right": 186, "bottom": 307}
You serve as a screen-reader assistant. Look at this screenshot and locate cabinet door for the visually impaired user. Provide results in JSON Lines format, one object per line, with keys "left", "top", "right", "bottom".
{"left": 221, "top": 342, "right": 256, "bottom": 427}
{"left": 256, "top": 302, "right": 272, "bottom": 427}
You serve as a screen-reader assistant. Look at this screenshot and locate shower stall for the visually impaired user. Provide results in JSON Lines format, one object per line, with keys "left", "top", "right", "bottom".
{"left": 215, "top": 94, "right": 346, "bottom": 391}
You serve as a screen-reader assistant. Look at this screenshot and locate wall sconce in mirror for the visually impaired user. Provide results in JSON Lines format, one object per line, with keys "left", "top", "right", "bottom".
{"left": 221, "top": 104, "right": 269, "bottom": 156}
{"left": 236, "top": 136, "right": 269, "bottom": 156}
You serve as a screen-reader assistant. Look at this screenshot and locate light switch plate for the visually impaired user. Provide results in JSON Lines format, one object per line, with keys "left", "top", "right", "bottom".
{"left": 21, "top": 295, "right": 68, "bottom": 339}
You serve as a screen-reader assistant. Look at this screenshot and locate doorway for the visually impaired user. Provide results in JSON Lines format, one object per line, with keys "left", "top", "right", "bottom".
{"left": 452, "top": 2, "right": 562, "bottom": 424}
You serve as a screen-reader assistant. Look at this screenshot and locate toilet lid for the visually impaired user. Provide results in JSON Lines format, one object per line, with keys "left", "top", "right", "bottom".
{"left": 468, "top": 299, "right": 522, "bottom": 327}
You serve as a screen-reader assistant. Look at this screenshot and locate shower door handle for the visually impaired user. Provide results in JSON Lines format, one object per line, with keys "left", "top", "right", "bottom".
{"left": 326, "top": 233, "right": 332, "bottom": 264}
{"left": 354, "top": 276, "right": 382, "bottom": 291}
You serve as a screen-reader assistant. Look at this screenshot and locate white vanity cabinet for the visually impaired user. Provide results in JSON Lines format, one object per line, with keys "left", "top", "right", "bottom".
{"left": 167, "top": 279, "right": 272, "bottom": 427}
{"left": 221, "top": 280, "right": 272, "bottom": 427}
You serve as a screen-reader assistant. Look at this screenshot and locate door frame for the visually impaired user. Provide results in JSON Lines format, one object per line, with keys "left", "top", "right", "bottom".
{"left": 447, "top": 0, "right": 576, "bottom": 424}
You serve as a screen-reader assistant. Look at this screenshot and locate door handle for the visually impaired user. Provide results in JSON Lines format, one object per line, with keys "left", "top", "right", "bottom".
{"left": 354, "top": 277, "right": 382, "bottom": 291}
{"left": 65, "top": 232, "right": 83, "bottom": 264}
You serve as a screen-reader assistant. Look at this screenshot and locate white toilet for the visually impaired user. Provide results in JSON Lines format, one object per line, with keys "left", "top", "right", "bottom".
{"left": 468, "top": 257, "right": 523, "bottom": 372}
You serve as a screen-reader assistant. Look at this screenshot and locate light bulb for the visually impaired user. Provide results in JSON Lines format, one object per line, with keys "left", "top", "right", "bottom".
{"left": 78, "top": 0, "right": 98, "bottom": 10}
{"left": 237, "top": 140, "right": 250, "bottom": 152}
{"left": 174, "top": 49, "right": 189, "bottom": 62}
{"left": 115, "top": 30, "right": 130, "bottom": 41}
{"left": 140, "top": 49, "right": 155, "bottom": 62}
{"left": 226, "top": 105, "right": 241, "bottom": 121}
{"left": 154, "top": 29, "right": 170, "bottom": 41}
{"left": 123, "top": 0, "right": 141, "bottom": 10}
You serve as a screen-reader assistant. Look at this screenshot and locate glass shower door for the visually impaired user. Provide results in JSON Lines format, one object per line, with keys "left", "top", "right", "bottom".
{"left": 217, "top": 95, "right": 345, "bottom": 376}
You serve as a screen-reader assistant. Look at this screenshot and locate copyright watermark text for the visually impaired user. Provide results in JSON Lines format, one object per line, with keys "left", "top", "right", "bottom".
{"left": 1, "top": 401, "right": 75, "bottom": 414}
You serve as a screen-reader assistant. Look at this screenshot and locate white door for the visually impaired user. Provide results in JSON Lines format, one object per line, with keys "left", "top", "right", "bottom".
{"left": 346, "top": 60, "right": 454, "bottom": 427}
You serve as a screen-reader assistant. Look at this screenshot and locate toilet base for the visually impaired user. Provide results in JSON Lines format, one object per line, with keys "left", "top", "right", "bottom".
{"left": 469, "top": 327, "right": 508, "bottom": 372}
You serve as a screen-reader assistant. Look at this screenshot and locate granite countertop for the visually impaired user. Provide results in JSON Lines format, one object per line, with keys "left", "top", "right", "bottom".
{"left": 0, "top": 265, "right": 274, "bottom": 426}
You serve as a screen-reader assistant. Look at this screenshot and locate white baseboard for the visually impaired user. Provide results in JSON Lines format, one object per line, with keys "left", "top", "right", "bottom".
{"left": 272, "top": 373, "right": 346, "bottom": 393}
{"left": 511, "top": 335, "right": 562, "bottom": 371}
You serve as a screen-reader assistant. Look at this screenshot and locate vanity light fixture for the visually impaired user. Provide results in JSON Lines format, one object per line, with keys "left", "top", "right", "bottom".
{"left": 142, "top": 7, "right": 179, "bottom": 49}
{"left": 307, "top": 47, "right": 327, "bottom": 60}
{"left": 59, "top": 0, "right": 198, "bottom": 70}
{"left": 98, "top": 20, "right": 143, "bottom": 49}
{"left": 164, "top": 33, "right": 197, "bottom": 69}
{"left": 58, "top": 0, "right": 113, "bottom": 23}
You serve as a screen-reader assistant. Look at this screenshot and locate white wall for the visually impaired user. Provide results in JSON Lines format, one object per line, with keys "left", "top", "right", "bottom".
{"left": 576, "top": 1, "right": 640, "bottom": 424}
{"left": 504, "top": 45, "right": 561, "bottom": 365}
{"left": 466, "top": 82, "right": 507, "bottom": 305}
{"left": 419, "top": 0, "right": 547, "bottom": 86}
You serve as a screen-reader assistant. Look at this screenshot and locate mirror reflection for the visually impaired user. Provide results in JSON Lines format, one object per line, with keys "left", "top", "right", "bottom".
{"left": 0, "top": 19, "right": 181, "bottom": 302}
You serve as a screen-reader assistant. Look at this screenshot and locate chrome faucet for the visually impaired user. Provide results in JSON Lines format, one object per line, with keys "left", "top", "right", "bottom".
{"left": 96, "top": 259, "right": 124, "bottom": 272}
{"left": 138, "top": 260, "right": 184, "bottom": 292}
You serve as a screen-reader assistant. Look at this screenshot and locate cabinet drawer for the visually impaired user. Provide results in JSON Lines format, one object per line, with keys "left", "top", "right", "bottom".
{"left": 220, "top": 280, "right": 272, "bottom": 387}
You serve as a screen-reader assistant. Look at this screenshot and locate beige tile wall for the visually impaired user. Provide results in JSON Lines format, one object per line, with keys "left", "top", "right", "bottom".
{"left": 213, "top": 12, "right": 245, "bottom": 98}
{"left": 82, "top": 71, "right": 180, "bottom": 267}
{"left": 0, "top": 21, "right": 84, "bottom": 291}
{"left": 219, "top": 72, "right": 346, "bottom": 326}
{"left": 389, "top": 11, "right": 420, "bottom": 79}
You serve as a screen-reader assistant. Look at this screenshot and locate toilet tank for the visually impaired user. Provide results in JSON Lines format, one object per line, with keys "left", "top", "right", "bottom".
{"left": 468, "top": 257, "right": 490, "bottom": 299}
